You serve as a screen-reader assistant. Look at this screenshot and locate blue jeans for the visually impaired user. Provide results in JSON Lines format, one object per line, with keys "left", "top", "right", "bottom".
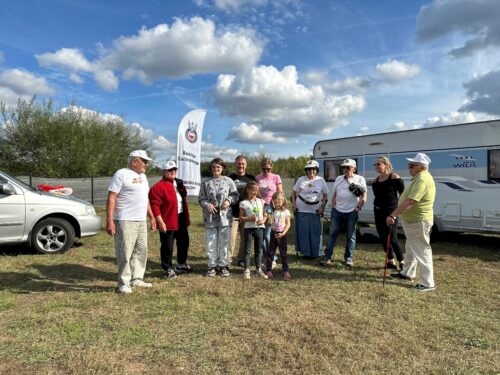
{"left": 324, "top": 208, "right": 358, "bottom": 261}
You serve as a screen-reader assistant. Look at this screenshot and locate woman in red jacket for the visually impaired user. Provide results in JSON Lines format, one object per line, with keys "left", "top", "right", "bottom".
{"left": 149, "top": 160, "right": 191, "bottom": 279}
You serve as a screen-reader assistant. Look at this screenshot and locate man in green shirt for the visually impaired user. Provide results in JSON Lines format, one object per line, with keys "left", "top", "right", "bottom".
{"left": 386, "top": 153, "right": 436, "bottom": 292}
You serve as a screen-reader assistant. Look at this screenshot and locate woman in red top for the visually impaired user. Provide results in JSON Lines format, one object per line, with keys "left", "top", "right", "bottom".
{"left": 149, "top": 161, "right": 191, "bottom": 279}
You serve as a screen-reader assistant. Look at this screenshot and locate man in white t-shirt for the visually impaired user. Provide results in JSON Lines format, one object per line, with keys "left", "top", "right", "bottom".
{"left": 322, "top": 159, "right": 367, "bottom": 267}
{"left": 106, "top": 150, "right": 157, "bottom": 294}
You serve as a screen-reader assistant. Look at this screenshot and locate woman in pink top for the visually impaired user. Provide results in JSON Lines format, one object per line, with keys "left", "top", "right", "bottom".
{"left": 255, "top": 158, "right": 283, "bottom": 266}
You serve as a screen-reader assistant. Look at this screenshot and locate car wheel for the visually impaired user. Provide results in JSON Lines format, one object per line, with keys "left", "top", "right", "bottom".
{"left": 31, "top": 218, "right": 75, "bottom": 254}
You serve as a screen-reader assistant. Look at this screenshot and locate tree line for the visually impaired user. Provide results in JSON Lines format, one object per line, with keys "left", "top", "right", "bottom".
{"left": 0, "top": 98, "right": 149, "bottom": 177}
{"left": 1, "top": 98, "right": 311, "bottom": 179}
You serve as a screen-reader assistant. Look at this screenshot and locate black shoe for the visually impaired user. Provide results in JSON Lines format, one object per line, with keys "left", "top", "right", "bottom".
{"left": 415, "top": 283, "right": 435, "bottom": 292}
{"left": 391, "top": 272, "right": 413, "bottom": 281}
{"left": 175, "top": 264, "right": 193, "bottom": 274}
{"left": 386, "top": 262, "right": 398, "bottom": 269}
{"left": 163, "top": 268, "right": 177, "bottom": 279}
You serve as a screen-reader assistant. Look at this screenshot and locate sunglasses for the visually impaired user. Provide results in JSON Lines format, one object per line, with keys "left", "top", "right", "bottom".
{"left": 373, "top": 162, "right": 382, "bottom": 166}
{"left": 305, "top": 168, "right": 317, "bottom": 172}
{"left": 139, "top": 158, "right": 149, "bottom": 165}
{"left": 342, "top": 166, "right": 352, "bottom": 169}
{"left": 262, "top": 168, "right": 272, "bottom": 172}
{"left": 408, "top": 163, "right": 418, "bottom": 169}
{"left": 166, "top": 168, "right": 177, "bottom": 172}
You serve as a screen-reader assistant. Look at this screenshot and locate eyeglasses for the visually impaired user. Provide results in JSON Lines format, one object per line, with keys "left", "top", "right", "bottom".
{"left": 373, "top": 162, "right": 382, "bottom": 166}
{"left": 262, "top": 168, "right": 271, "bottom": 172}
{"left": 408, "top": 163, "right": 417, "bottom": 169}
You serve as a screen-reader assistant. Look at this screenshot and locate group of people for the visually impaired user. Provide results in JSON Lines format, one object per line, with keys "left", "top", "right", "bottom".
{"left": 106, "top": 150, "right": 436, "bottom": 294}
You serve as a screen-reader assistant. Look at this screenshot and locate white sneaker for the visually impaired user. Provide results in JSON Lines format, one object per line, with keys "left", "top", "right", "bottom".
{"left": 131, "top": 279, "right": 152, "bottom": 288}
{"left": 243, "top": 269, "right": 251, "bottom": 279}
{"left": 345, "top": 257, "right": 353, "bottom": 267}
{"left": 117, "top": 284, "right": 133, "bottom": 294}
{"left": 256, "top": 268, "right": 268, "bottom": 279}
{"left": 271, "top": 260, "right": 277, "bottom": 270}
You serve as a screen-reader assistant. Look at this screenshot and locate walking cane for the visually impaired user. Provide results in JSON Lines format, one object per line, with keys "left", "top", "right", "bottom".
{"left": 383, "top": 224, "right": 393, "bottom": 287}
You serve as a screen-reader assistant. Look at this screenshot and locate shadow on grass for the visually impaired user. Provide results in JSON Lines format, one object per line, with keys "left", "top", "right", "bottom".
{"left": 0, "top": 263, "right": 115, "bottom": 293}
{"left": 0, "top": 241, "right": 84, "bottom": 257}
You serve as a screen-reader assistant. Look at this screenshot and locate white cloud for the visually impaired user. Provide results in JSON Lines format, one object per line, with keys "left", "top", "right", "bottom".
{"left": 388, "top": 111, "right": 493, "bottom": 132}
{"left": 388, "top": 121, "right": 422, "bottom": 131}
{"left": 36, "top": 48, "right": 119, "bottom": 91}
{"left": 101, "top": 18, "right": 263, "bottom": 82}
{"left": 213, "top": 65, "right": 366, "bottom": 138}
{"left": 376, "top": 60, "right": 421, "bottom": 82}
{"left": 226, "top": 122, "right": 287, "bottom": 143}
{"left": 460, "top": 69, "right": 500, "bottom": 115}
{"left": 417, "top": 0, "right": 500, "bottom": 58}
{"left": 422, "top": 111, "right": 483, "bottom": 127}
{"left": 36, "top": 18, "right": 264, "bottom": 90}
{"left": 213, "top": 0, "right": 268, "bottom": 12}
{"left": 356, "top": 126, "right": 369, "bottom": 136}
{"left": 0, "top": 68, "right": 54, "bottom": 106}
{"left": 37, "top": 48, "right": 93, "bottom": 72}
{"left": 326, "top": 77, "right": 370, "bottom": 94}
{"left": 201, "top": 141, "right": 239, "bottom": 161}
{"left": 68, "top": 73, "right": 84, "bottom": 84}
{"left": 301, "top": 70, "right": 327, "bottom": 85}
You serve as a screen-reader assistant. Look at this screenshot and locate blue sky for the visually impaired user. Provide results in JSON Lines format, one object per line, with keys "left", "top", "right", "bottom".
{"left": 1, "top": 0, "right": 499, "bottom": 164}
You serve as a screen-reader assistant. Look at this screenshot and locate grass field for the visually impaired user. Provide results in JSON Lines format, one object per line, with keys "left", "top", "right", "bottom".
{"left": 0, "top": 203, "right": 499, "bottom": 374}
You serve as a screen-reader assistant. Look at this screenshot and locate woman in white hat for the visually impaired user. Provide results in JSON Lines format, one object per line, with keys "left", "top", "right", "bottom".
{"left": 291, "top": 160, "right": 329, "bottom": 258}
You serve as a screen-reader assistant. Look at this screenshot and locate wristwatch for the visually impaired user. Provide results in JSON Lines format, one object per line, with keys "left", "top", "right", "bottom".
{"left": 390, "top": 215, "right": 397, "bottom": 220}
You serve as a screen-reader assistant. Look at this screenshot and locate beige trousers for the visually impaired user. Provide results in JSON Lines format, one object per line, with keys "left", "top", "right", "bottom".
{"left": 401, "top": 219, "right": 435, "bottom": 288}
{"left": 229, "top": 218, "right": 245, "bottom": 261}
{"left": 114, "top": 220, "right": 148, "bottom": 287}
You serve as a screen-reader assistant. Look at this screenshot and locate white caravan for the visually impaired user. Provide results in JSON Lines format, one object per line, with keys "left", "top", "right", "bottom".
{"left": 313, "top": 120, "right": 500, "bottom": 235}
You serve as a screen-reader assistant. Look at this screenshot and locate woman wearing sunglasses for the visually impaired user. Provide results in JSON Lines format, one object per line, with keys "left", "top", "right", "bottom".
{"left": 372, "top": 156, "right": 405, "bottom": 270}
{"left": 256, "top": 158, "right": 283, "bottom": 267}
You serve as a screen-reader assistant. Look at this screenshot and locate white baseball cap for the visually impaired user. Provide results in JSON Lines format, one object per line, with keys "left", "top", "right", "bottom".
{"left": 305, "top": 160, "right": 319, "bottom": 169}
{"left": 129, "top": 150, "right": 152, "bottom": 161}
{"left": 341, "top": 159, "right": 357, "bottom": 168}
{"left": 406, "top": 153, "right": 431, "bottom": 166}
{"left": 162, "top": 160, "right": 178, "bottom": 170}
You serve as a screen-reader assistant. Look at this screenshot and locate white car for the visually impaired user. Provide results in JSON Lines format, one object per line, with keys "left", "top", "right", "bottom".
{"left": 0, "top": 171, "right": 101, "bottom": 254}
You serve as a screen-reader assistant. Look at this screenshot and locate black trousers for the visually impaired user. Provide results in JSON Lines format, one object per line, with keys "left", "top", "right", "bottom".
{"left": 266, "top": 231, "right": 289, "bottom": 272}
{"left": 159, "top": 212, "right": 190, "bottom": 270}
{"left": 374, "top": 209, "right": 404, "bottom": 262}
{"left": 244, "top": 227, "right": 263, "bottom": 270}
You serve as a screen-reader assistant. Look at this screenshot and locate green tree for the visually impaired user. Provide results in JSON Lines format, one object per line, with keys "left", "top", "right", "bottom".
{"left": 0, "top": 98, "right": 150, "bottom": 177}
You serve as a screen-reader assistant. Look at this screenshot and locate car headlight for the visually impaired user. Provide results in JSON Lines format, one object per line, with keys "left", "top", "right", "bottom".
{"left": 85, "top": 205, "right": 96, "bottom": 215}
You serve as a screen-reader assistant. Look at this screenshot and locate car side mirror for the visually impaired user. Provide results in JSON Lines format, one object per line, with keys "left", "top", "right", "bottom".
{"left": 1, "top": 183, "right": 17, "bottom": 195}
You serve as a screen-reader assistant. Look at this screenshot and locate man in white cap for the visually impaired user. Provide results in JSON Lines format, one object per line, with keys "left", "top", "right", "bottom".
{"left": 106, "top": 150, "right": 157, "bottom": 294}
{"left": 149, "top": 160, "right": 191, "bottom": 279}
{"left": 322, "top": 158, "right": 367, "bottom": 267}
{"left": 387, "top": 152, "right": 436, "bottom": 292}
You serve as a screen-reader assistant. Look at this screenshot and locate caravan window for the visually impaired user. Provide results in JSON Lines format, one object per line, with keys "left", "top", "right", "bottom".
{"left": 488, "top": 149, "right": 500, "bottom": 180}
{"left": 324, "top": 159, "right": 347, "bottom": 181}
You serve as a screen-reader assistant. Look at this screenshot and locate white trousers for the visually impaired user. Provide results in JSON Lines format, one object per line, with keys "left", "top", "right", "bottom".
{"left": 401, "top": 219, "right": 435, "bottom": 288}
{"left": 205, "top": 226, "right": 230, "bottom": 268}
{"left": 114, "top": 220, "right": 148, "bottom": 287}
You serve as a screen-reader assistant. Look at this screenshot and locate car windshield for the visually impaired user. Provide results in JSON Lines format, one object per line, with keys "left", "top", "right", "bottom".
{"left": 0, "top": 172, "right": 36, "bottom": 191}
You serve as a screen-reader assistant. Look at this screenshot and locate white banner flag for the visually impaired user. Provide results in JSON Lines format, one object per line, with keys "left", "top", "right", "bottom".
{"left": 176, "top": 109, "right": 206, "bottom": 196}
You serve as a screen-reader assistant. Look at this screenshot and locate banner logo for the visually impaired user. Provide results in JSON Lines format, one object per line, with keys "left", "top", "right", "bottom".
{"left": 185, "top": 121, "right": 198, "bottom": 143}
